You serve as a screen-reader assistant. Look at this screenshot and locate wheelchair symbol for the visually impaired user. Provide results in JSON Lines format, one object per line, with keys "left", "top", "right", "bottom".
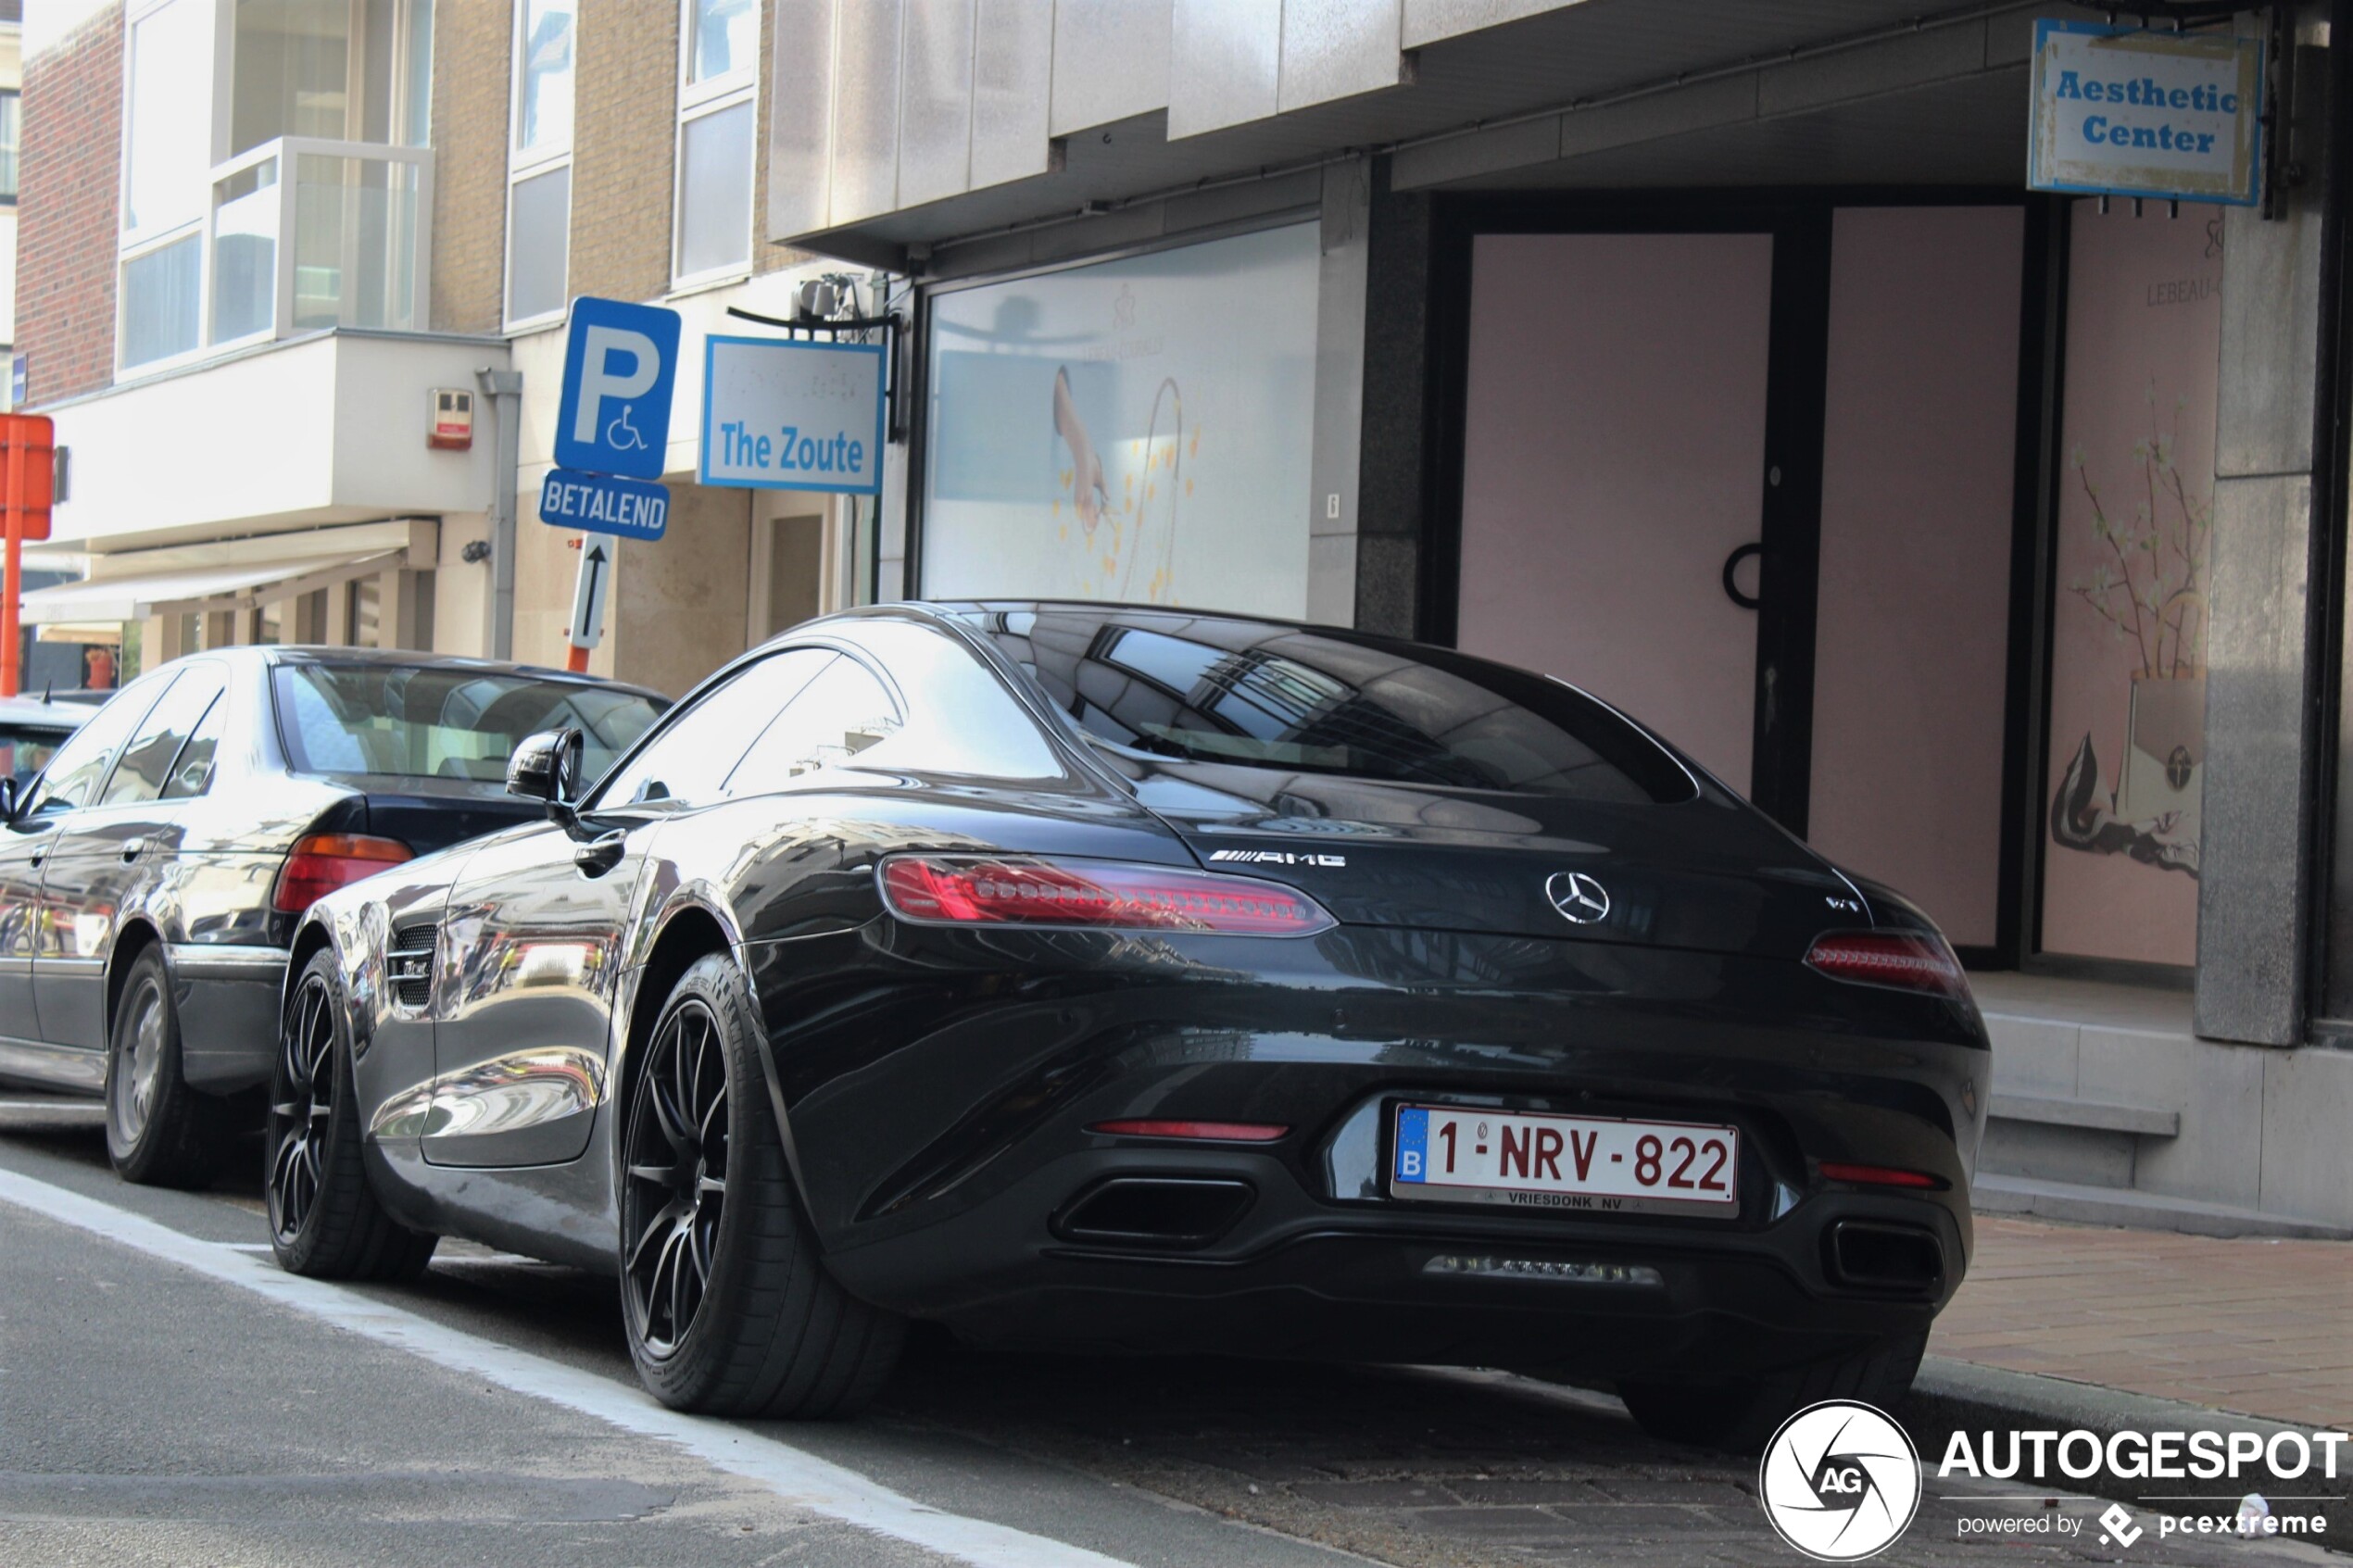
{"left": 605, "top": 403, "right": 650, "bottom": 453}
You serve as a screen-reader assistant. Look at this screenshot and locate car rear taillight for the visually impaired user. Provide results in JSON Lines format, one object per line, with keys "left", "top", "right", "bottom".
{"left": 1818, "top": 1161, "right": 1941, "bottom": 1190}
{"left": 271, "top": 834, "right": 412, "bottom": 914}
{"left": 878, "top": 855, "right": 1334, "bottom": 936}
{"left": 1804, "top": 930, "right": 1967, "bottom": 998}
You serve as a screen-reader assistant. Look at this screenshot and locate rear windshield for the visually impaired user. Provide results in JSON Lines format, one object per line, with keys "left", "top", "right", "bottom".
{"left": 0, "top": 721, "right": 70, "bottom": 785}
{"left": 274, "top": 664, "right": 665, "bottom": 783}
{"left": 946, "top": 607, "right": 1697, "bottom": 805}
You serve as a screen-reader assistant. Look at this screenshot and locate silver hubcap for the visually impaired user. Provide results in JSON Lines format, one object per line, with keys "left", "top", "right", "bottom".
{"left": 111, "top": 984, "right": 164, "bottom": 1144}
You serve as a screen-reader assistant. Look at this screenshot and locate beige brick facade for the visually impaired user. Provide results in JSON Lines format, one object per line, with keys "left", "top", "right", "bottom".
{"left": 429, "top": 0, "right": 511, "bottom": 334}
{"left": 571, "top": 0, "right": 679, "bottom": 306}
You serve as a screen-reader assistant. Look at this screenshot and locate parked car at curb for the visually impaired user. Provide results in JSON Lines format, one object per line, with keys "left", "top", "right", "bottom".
{"left": 0, "top": 648, "right": 666, "bottom": 1187}
{"left": 0, "top": 694, "right": 94, "bottom": 789}
{"left": 271, "top": 602, "right": 1986, "bottom": 1449}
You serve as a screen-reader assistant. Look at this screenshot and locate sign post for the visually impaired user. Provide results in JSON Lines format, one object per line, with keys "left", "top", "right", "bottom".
{"left": 540, "top": 298, "right": 683, "bottom": 668}
{"left": 565, "top": 537, "right": 613, "bottom": 674}
{"left": 0, "top": 414, "right": 56, "bottom": 698}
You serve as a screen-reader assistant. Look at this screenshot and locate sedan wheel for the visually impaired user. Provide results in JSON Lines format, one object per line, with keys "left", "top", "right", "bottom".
{"left": 105, "top": 947, "right": 230, "bottom": 1188}
{"left": 266, "top": 950, "right": 437, "bottom": 1282}
{"left": 620, "top": 953, "right": 903, "bottom": 1417}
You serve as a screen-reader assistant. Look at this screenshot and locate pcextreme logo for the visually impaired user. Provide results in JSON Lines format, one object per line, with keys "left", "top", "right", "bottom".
{"left": 1758, "top": 1400, "right": 1923, "bottom": 1561}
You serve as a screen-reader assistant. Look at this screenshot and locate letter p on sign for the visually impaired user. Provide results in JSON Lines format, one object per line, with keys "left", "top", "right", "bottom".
{"left": 554, "top": 297, "right": 682, "bottom": 482}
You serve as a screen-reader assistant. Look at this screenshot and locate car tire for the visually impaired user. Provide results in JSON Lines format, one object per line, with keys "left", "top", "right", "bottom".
{"left": 621, "top": 952, "right": 905, "bottom": 1419}
{"left": 267, "top": 949, "right": 438, "bottom": 1283}
{"left": 1617, "top": 1331, "right": 1928, "bottom": 1453}
{"left": 105, "top": 946, "right": 233, "bottom": 1188}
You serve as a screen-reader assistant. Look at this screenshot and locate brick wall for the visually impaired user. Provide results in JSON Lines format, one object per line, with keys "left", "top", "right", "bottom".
{"left": 19, "top": 4, "right": 122, "bottom": 406}
{"left": 571, "top": 0, "right": 677, "bottom": 305}
{"left": 430, "top": 0, "right": 510, "bottom": 333}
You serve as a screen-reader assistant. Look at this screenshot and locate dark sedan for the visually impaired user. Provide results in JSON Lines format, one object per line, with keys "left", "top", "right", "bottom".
{"left": 0, "top": 648, "right": 665, "bottom": 1187}
{"left": 272, "top": 603, "right": 1986, "bottom": 1450}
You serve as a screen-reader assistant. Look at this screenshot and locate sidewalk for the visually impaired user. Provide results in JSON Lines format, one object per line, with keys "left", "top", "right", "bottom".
{"left": 1932, "top": 1213, "right": 2353, "bottom": 1432}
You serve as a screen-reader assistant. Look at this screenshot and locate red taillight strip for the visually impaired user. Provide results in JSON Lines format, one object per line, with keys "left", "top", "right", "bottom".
{"left": 878, "top": 855, "right": 1335, "bottom": 936}
{"left": 1804, "top": 929, "right": 1967, "bottom": 998}
{"left": 1088, "top": 1120, "right": 1290, "bottom": 1143}
{"left": 1818, "top": 1161, "right": 1941, "bottom": 1190}
{"left": 271, "top": 834, "right": 412, "bottom": 914}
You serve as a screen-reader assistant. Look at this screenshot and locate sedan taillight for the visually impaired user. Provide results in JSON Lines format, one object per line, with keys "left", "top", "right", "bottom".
{"left": 271, "top": 834, "right": 412, "bottom": 914}
{"left": 1804, "top": 929, "right": 1968, "bottom": 999}
{"left": 878, "top": 854, "right": 1334, "bottom": 936}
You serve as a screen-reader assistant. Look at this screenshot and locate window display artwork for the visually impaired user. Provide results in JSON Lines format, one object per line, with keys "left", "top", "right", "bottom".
{"left": 2042, "top": 201, "right": 2221, "bottom": 966}
{"left": 920, "top": 224, "right": 1319, "bottom": 617}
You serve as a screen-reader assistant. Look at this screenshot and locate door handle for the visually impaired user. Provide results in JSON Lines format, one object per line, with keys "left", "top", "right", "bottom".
{"left": 1722, "top": 543, "right": 1763, "bottom": 609}
{"left": 573, "top": 831, "right": 626, "bottom": 876}
{"left": 121, "top": 838, "right": 147, "bottom": 862}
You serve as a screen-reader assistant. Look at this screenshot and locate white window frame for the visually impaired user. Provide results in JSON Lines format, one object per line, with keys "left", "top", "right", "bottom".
{"left": 505, "top": 0, "right": 576, "bottom": 330}
{"left": 670, "top": 0, "right": 759, "bottom": 292}
{"left": 116, "top": 0, "right": 233, "bottom": 380}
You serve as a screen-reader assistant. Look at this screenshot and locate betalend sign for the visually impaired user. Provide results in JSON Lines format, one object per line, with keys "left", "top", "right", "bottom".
{"left": 2029, "top": 19, "right": 2265, "bottom": 205}
{"left": 698, "top": 336, "right": 886, "bottom": 496}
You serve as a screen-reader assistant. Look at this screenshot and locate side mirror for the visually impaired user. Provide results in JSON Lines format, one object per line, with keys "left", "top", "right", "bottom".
{"left": 0, "top": 777, "right": 17, "bottom": 823}
{"left": 507, "top": 728, "right": 585, "bottom": 826}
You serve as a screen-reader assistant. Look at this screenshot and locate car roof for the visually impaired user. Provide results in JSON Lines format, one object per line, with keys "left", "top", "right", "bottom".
{"left": 0, "top": 695, "right": 93, "bottom": 729}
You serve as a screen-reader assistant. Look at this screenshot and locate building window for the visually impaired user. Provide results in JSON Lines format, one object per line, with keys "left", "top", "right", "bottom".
{"left": 507, "top": 0, "right": 574, "bottom": 324}
{"left": 120, "top": 0, "right": 218, "bottom": 370}
{"left": 112, "top": 0, "right": 434, "bottom": 378}
{"left": 673, "top": 0, "right": 755, "bottom": 284}
{"left": 0, "top": 92, "right": 20, "bottom": 202}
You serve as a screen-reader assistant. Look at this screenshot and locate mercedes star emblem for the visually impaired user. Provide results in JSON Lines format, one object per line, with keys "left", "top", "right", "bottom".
{"left": 1546, "top": 871, "right": 1611, "bottom": 925}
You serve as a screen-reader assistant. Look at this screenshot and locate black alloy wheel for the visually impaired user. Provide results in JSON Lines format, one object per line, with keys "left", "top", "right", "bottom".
{"left": 267, "top": 971, "right": 335, "bottom": 1246}
{"left": 618, "top": 953, "right": 904, "bottom": 1417}
{"left": 621, "top": 994, "right": 730, "bottom": 1357}
{"left": 266, "top": 950, "right": 437, "bottom": 1282}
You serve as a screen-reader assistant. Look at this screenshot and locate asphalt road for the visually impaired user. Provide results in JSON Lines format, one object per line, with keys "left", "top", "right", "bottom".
{"left": 0, "top": 1095, "right": 2334, "bottom": 1568}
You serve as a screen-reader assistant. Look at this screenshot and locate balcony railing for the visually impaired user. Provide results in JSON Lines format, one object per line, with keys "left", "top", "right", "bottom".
{"left": 119, "top": 138, "right": 434, "bottom": 376}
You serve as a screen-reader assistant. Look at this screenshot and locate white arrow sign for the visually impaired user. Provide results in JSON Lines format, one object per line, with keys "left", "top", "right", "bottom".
{"left": 569, "top": 537, "right": 612, "bottom": 651}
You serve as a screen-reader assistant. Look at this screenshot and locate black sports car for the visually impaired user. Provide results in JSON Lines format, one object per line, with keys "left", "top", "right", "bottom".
{"left": 272, "top": 602, "right": 1987, "bottom": 1449}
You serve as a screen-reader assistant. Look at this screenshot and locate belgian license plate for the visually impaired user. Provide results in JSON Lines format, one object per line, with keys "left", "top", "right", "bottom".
{"left": 1390, "top": 1104, "right": 1740, "bottom": 1216}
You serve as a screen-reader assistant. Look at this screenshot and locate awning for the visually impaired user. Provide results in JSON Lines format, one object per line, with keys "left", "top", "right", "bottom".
{"left": 18, "top": 551, "right": 405, "bottom": 626}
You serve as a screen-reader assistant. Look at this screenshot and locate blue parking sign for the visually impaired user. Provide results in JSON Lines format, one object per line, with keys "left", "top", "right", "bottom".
{"left": 554, "top": 297, "right": 681, "bottom": 481}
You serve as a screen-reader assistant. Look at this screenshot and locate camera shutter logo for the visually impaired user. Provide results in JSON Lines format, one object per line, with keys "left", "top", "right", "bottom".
{"left": 1757, "top": 1400, "right": 1922, "bottom": 1561}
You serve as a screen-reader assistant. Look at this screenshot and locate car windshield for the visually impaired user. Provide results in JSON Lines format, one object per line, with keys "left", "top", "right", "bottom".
{"left": 948, "top": 607, "right": 1697, "bottom": 805}
{"left": 274, "top": 664, "right": 665, "bottom": 783}
{"left": 0, "top": 721, "right": 70, "bottom": 785}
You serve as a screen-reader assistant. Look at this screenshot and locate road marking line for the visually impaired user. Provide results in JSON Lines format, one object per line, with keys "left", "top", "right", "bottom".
{"left": 0, "top": 1167, "right": 1136, "bottom": 1568}
{"left": 0, "top": 1099, "right": 103, "bottom": 1112}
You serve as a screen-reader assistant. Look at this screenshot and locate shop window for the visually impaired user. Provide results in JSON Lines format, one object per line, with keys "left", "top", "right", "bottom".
{"left": 673, "top": 0, "right": 757, "bottom": 284}
{"left": 2040, "top": 200, "right": 2221, "bottom": 968}
{"left": 507, "top": 0, "right": 574, "bottom": 326}
{"left": 920, "top": 223, "right": 1321, "bottom": 617}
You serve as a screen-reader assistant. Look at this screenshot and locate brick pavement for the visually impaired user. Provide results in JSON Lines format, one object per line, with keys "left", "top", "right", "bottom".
{"left": 1932, "top": 1214, "right": 2353, "bottom": 1432}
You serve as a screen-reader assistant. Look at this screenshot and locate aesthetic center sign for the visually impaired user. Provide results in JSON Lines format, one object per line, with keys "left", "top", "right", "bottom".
{"left": 699, "top": 336, "right": 886, "bottom": 496}
{"left": 2029, "top": 20, "right": 2265, "bottom": 206}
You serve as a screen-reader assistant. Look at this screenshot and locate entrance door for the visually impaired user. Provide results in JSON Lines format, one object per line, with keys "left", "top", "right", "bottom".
{"left": 1447, "top": 207, "right": 2025, "bottom": 953}
{"left": 1454, "top": 231, "right": 1776, "bottom": 793}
